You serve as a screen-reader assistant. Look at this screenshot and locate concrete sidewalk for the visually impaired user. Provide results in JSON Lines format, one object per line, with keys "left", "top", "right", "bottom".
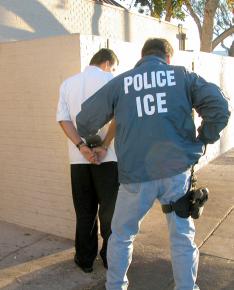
{"left": 0, "top": 149, "right": 234, "bottom": 290}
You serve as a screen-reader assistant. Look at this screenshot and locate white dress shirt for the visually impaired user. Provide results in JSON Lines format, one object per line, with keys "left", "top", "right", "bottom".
{"left": 56, "top": 65, "right": 117, "bottom": 164}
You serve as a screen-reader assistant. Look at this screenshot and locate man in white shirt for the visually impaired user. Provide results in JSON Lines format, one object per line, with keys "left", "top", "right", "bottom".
{"left": 56, "top": 49, "right": 119, "bottom": 273}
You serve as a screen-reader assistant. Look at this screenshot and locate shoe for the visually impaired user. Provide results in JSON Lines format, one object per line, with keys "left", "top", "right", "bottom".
{"left": 74, "top": 255, "right": 93, "bottom": 273}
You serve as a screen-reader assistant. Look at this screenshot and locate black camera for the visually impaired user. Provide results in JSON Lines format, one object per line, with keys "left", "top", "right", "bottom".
{"left": 190, "top": 187, "right": 209, "bottom": 219}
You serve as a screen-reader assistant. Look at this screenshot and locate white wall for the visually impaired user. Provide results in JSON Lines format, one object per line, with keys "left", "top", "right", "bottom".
{"left": 173, "top": 51, "right": 234, "bottom": 166}
{"left": 0, "top": 34, "right": 81, "bottom": 239}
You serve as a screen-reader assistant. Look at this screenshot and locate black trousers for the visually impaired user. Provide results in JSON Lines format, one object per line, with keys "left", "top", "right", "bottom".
{"left": 71, "top": 161, "right": 119, "bottom": 267}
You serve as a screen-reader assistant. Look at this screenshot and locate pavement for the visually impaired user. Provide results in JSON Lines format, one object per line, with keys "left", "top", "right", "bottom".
{"left": 0, "top": 148, "right": 234, "bottom": 290}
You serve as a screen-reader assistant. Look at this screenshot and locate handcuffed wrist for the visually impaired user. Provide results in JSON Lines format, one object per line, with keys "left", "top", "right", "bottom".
{"left": 76, "top": 140, "right": 86, "bottom": 150}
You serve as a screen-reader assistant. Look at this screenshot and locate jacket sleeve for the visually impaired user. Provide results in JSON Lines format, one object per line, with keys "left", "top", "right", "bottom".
{"left": 76, "top": 79, "right": 118, "bottom": 138}
{"left": 187, "top": 71, "right": 231, "bottom": 144}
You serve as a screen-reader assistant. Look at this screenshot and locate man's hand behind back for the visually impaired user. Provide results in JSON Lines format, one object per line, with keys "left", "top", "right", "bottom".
{"left": 80, "top": 145, "right": 100, "bottom": 164}
{"left": 93, "top": 146, "right": 108, "bottom": 164}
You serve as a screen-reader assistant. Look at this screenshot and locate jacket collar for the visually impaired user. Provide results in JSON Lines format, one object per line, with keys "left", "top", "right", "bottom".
{"left": 135, "top": 55, "right": 167, "bottom": 68}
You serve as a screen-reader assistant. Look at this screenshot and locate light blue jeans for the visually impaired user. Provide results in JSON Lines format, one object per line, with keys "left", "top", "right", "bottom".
{"left": 106, "top": 171, "right": 200, "bottom": 290}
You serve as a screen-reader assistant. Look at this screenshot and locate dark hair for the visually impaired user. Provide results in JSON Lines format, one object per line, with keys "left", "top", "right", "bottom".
{"left": 141, "top": 38, "right": 174, "bottom": 59}
{"left": 89, "top": 48, "right": 119, "bottom": 66}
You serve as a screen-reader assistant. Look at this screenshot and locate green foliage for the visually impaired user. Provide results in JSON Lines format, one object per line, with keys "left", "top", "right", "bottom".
{"left": 133, "top": 0, "right": 233, "bottom": 26}
{"left": 134, "top": 0, "right": 186, "bottom": 21}
{"left": 169, "top": 1, "right": 186, "bottom": 21}
{"left": 227, "top": 0, "right": 234, "bottom": 10}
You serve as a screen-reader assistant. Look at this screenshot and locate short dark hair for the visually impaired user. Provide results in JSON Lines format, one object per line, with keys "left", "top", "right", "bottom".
{"left": 141, "top": 38, "right": 174, "bottom": 59}
{"left": 89, "top": 48, "right": 119, "bottom": 66}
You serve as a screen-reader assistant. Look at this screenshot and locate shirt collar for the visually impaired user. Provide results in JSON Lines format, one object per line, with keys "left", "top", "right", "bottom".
{"left": 84, "top": 65, "right": 103, "bottom": 72}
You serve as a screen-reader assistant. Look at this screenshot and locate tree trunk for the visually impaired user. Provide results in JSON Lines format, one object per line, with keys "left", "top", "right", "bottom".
{"left": 165, "top": 11, "right": 173, "bottom": 22}
{"left": 200, "top": 0, "right": 219, "bottom": 52}
{"left": 165, "top": 0, "right": 173, "bottom": 22}
{"left": 229, "top": 41, "right": 234, "bottom": 57}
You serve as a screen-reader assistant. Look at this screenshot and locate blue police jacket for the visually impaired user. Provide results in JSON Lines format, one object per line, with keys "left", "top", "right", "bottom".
{"left": 76, "top": 56, "right": 230, "bottom": 183}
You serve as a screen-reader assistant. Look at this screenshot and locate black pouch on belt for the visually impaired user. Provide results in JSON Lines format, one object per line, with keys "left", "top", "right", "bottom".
{"left": 161, "top": 187, "right": 209, "bottom": 219}
{"left": 161, "top": 190, "right": 191, "bottom": 218}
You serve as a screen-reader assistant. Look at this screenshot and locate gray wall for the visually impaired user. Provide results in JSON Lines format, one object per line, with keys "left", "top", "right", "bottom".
{"left": 0, "top": 0, "right": 187, "bottom": 50}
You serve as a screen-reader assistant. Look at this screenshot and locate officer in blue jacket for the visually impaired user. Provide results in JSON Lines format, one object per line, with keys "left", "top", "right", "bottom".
{"left": 76, "top": 38, "right": 230, "bottom": 290}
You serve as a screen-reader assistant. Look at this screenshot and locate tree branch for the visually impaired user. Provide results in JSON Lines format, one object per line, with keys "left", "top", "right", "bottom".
{"left": 145, "top": 0, "right": 154, "bottom": 15}
{"left": 184, "top": 0, "right": 202, "bottom": 40}
{"left": 212, "top": 26, "right": 234, "bottom": 50}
